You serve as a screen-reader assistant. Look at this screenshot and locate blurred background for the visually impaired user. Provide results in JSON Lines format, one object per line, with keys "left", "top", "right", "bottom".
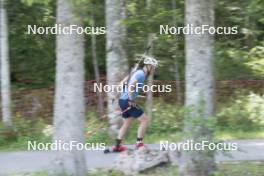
{"left": 0, "top": 0, "right": 264, "bottom": 175}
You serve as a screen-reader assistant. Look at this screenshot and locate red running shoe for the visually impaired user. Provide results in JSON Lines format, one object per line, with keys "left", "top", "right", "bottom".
{"left": 136, "top": 142, "right": 145, "bottom": 149}
{"left": 112, "top": 145, "right": 127, "bottom": 152}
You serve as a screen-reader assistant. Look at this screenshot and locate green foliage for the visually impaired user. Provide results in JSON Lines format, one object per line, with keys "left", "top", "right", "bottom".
{"left": 5, "top": 0, "right": 264, "bottom": 87}
{"left": 217, "top": 162, "right": 264, "bottom": 176}
{"left": 1, "top": 96, "right": 264, "bottom": 151}
{"left": 125, "top": 0, "right": 185, "bottom": 81}
{"left": 215, "top": 43, "right": 255, "bottom": 80}
{"left": 182, "top": 98, "right": 217, "bottom": 141}
{"left": 215, "top": 130, "right": 264, "bottom": 140}
{"left": 214, "top": 0, "right": 264, "bottom": 80}
{"left": 149, "top": 100, "right": 184, "bottom": 133}
{"left": 85, "top": 110, "right": 112, "bottom": 145}
{"left": 216, "top": 43, "right": 264, "bottom": 80}
{"left": 7, "top": 0, "right": 56, "bottom": 88}
{"left": 0, "top": 114, "right": 48, "bottom": 150}
{"left": 245, "top": 45, "right": 264, "bottom": 77}
{"left": 12, "top": 115, "right": 45, "bottom": 137}
{"left": 217, "top": 92, "right": 264, "bottom": 131}
{"left": 21, "top": 0, "right": 52, "bottom": 6}
{"left": 0, "top": 123, "right": 17, "bottom": 144}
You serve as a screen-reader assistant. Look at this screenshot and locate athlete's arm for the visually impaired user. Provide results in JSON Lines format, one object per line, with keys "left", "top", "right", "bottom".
{"left": 118, "top": 75, "right": 129, "bottom": 87}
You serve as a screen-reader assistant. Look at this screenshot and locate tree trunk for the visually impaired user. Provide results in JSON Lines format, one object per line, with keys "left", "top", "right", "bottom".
{"left": 105, "top": 0, "right": 129, "bottom": 136}
{"left": 91, "top": 4, "right": 104, "bottom": 117}
{"left": 145, "top": 34, "right": 155, "bottom": 119}
{"left": 53, "top": 0, "right": 86, "bottom": 175}
{"left": 0, "top": 0, "right": 12, "bottom": 127}
{"left": 174, "top": 62, "right": 181, "bottom": 103}
{"left": 145, "top": 0, "right": 153, "bottom": 119}
{"left": 180, "top": 0, "right": 216, "bottom": 175}
{"left": 172, "top": 0, "right": 182, "bottom": 104}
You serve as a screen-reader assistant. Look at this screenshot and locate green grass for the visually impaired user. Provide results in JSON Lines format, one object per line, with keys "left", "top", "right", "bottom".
{"left": 217, "top": 161, "right": 264, "bottom": 176}
{"left": 215, "top": 130, "right": 264, "bottom": 140}
{"left": 1, "top": 98, "right": 264, "bottom": 151}
{"left": 0, "top": 136, "right": 51, "bottom": 151}
{"left": 1, "top": 121, "right": 263, "bottom": 152}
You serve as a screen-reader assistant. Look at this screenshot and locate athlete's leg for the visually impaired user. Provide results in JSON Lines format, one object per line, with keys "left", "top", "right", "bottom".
{"left": 113, "top": 117, "right": 133, "bottom": 152}
{"left": 118, "top": 117, "right": 133, "bottom": 140}
{"left": 137, "top": 113, "right": 150, "bottom": 139}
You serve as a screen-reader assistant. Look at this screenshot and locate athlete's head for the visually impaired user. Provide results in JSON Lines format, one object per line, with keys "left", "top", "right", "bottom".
{"left": 143, "top": 56, "right": 158, "bottom": 75}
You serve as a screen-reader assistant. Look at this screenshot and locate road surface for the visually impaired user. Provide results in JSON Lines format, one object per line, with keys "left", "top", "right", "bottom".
{"left": 0, "top": 139, "right": 263, "bottom": 175}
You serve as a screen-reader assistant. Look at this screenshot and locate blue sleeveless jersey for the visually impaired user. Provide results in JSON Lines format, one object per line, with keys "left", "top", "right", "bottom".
{"left": 119, "top": 70, "right": 145, "bottom": 100}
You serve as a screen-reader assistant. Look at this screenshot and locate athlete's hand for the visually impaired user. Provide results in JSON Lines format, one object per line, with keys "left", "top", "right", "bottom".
{"left": 128, "top": 100, "right": 136, "bottom": 107}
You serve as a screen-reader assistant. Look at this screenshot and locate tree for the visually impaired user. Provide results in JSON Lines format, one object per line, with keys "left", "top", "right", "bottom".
{"left": 91, "top": 2, "right": 104, "bottom": 117}
{"left": 105, "top": 0, "right": 129, "bottom": 135}
{"left": 0, "top": 0, "right": 12, "bottom": 127}
{"left": 53, "top": 0, "right": 86, "bottom": 175}
{"left": 172, "top": 0, "right": 182, "bottom": 104}
{"left": 180, "top": 0, "right": 216, "bottom": 175}
{"left": 145, "top": 0, "right": 154, "bottom": 119}
{"left": 145, "top": 35, "right": 154, "bottom": 119}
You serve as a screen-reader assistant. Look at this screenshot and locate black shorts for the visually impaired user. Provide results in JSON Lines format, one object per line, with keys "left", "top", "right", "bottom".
{"left": 118, "top": 99, "right": 144, "bottom": 118}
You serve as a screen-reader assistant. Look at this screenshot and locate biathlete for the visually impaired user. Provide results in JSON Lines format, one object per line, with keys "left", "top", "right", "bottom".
{"left": 112, "top": 56, "right": 158, "bottom": 152}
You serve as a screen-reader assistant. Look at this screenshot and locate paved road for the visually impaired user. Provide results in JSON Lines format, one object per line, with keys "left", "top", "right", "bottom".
{"left": 0, "top": 139, "right": 264, "bottom": 175}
